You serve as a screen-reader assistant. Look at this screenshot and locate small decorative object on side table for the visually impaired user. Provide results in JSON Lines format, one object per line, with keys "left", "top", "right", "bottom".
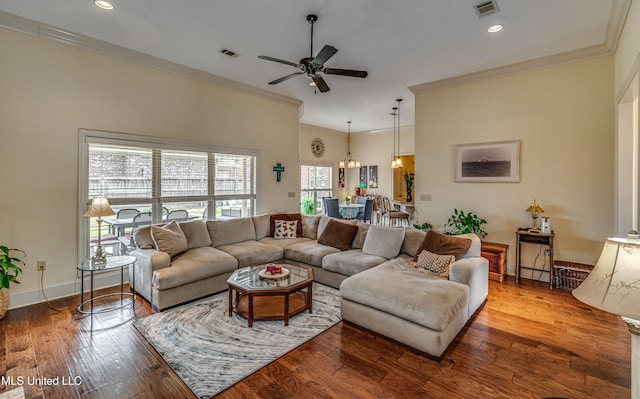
{"left": 481, "top": 242, "right": 509, "bottom": 282}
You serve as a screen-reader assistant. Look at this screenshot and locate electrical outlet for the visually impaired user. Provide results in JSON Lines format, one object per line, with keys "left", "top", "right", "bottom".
{"left": 37, "top": 260, "right": 46, "bottom": 271}
{"left": 544, "top": 249, "right": 550, "bottom": 256}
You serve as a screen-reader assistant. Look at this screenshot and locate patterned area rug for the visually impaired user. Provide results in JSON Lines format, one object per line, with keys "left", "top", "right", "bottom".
{"left": 134, "top": 283, "right": 341, "bottom": 399}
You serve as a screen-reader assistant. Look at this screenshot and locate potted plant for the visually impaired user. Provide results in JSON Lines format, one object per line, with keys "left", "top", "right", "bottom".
{"left": 403, "top": 172, "right": 414, "bottom": 203}
{"left": 445, "top": 209, "right": 487, "bottom": 239}
{"left": 0, "top": 245, "right": 25, "bottom": 319}
{"left": 300, "top": 197, "right": 315, "bottom": 215}
{"left": 345, "top": 196, "right": 351, "bottom": 205}
{"left": 413, "top": 221, "right": 433, "bottom": 231}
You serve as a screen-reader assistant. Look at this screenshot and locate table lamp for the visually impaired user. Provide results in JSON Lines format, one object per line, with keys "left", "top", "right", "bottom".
{"left": 525, "top": 199, "right": 544, "bottom": 233}
{"left": 572, "top": 237, "right": 640, "bottom": 398}
{"left": 84, "top": 196, "right": 115, "bottom": 267}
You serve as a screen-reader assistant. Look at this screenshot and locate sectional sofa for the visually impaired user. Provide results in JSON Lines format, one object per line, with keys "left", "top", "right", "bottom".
{"left": 129, "top": 212, "right": 488, "bottom": 358}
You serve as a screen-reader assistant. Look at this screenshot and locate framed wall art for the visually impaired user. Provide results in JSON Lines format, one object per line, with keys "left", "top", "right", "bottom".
{"left": 454, "top": 140, "right": 520, "bottom": 183}
{"left": 368, "top": 165, "right": 378, "bottom": 188}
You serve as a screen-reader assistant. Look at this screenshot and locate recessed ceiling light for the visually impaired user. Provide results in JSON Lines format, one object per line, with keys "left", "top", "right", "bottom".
{"left": 94, "top": 0, "right": 114, "bottom": 10}
{"left": 488, "top": 24, "right": 504, "bottom": 33}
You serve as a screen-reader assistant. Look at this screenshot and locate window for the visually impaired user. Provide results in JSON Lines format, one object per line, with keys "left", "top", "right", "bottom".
{"left": 79, "top": 130, "right": 257, "bottom": 259}
{"left": 300, "top": 165, "right": 332, "bottom": 215}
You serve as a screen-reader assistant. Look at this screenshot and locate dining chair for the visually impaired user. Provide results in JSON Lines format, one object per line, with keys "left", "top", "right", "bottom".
{"left": 167, "top": 209, "right": 189, "bottom": 221}
{"left": 356, "top": 198, "right": 375, "bottom": 223}
{"left": 324, "top": 198, "right": 342, "bottom": 219}
{"left": 375, "top": 195, "right": 387, "bottom": 225}
{"left": 382, "top": 197, "right": 410, "bottom": 227}
{"left": 132, "top": 211, "right": 152, "bottom": 228}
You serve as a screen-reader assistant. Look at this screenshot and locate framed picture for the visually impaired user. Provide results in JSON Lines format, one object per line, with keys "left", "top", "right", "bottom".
{"left": 454, "top": 140, "right": 520, "bottom": 183}
{"left": 359, "top": 166, "right": 367, "bottom": 189}
{"left": 368, "top": 165, "right": 378, "bottom": 188}
{"left": 338, "top": 167, "right": 345, "bottom": 188}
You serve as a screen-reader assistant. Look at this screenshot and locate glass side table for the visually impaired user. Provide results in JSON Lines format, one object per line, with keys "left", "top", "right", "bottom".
{"left": 77, "top": 255, "right": 136, "bottom": 331}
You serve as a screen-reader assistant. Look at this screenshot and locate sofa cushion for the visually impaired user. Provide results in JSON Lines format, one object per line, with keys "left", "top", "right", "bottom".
{"left": 133, "top": 225, "right": 156, "bottom": 249}
{"left": 274, "top": 220, "right": 298, "bottom": 239}
{"left": 259, "top": 236, "right": 311, "bottom": 249}
{"left": 414, "top": 230, "right": 471, "bottom": 261}
{"left": 362, "top": 225, "right": 406, "bottom": 259}
{"left": 417, "top": 250, "right": 455, "bottom": 277}
{"left": 318, "top": 219, "right": 359, "bottom": 251}
{"left": 301, "top": 215, "right": 321, "bottom": 239}
{"left": 216, "top": 241, "right": 283, "bottom": 268}
{"left": 269, "top": 213, "right": 303, "bottom": 236}
{"left": 340, "top": 260, "right": 469, "bottom": 332}
{"left": 252, "top": 213, "right": 272, "bottom": 240}
{"left": 284, "top": 241, "right": 341, "bottom": 267}
{"left": 150, "top": 221, "right": 188, "bottom": 257}
{"left": 152, "top": 246, "right": 238, "bottom": 290}
{"left": 351, "top": 222, "right": 371, "bottom": 249}
{"left": 207, "top": 218, "right": 256, "bottom": 247}
{"left": 322, "top": 249, "right": 386, "bottom": 276}
{"left": 178, "top": 220, "right": 212, "bottom": 249}
{"left": 401, "top": 228, "right": 427, "bottom": 257}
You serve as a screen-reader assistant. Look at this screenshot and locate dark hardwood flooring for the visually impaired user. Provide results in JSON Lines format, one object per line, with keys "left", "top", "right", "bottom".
{"left": 0, "top": 278, "right": 631, "bottom": 398}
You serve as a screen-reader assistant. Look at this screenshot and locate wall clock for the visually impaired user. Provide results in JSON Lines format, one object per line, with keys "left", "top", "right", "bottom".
{"left": 311, "top": 137, "right": 325, "bottom": 158}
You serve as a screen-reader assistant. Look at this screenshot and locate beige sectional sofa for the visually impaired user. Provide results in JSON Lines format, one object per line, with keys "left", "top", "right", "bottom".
{"left": 129, "top": 212, "right": 488, "bottom": 357}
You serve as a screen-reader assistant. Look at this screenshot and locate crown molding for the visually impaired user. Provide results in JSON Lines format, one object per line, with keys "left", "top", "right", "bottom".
{"left": 0, "top": 11, "right": 303, "bottom": 109}
{"left": 605, "top": 0, "right": 632, "bottom": 52}
{"left": 410, "top": 43, "right": 613, "bottom": 95}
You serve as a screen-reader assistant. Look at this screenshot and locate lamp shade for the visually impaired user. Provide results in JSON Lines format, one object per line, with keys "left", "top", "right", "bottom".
{"left": 525, "top": 199, "right": 544, "bottom": 213}
{"left": 573, "top": 238, "right": 640, "bottom": 321}
{"left": 84, "top": 196, "right": 115, "bottom": 218}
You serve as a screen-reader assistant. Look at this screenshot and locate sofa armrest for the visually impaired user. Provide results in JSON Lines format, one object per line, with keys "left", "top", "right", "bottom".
{"left": 129, "top": 249, "right": 171, "bottom": 305}
{"left": 449, "top": 256, "right": 488, "bottom": 315}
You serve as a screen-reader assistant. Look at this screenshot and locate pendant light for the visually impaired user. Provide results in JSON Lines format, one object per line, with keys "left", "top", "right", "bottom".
{"left": 395, "top": 98, "right": 404, "bottom": 168}
{"left": 391, "top": 107, "right": 398, "bottom": 168}
{"left": 340, "top": 121, "right": 360, "bottom": 169}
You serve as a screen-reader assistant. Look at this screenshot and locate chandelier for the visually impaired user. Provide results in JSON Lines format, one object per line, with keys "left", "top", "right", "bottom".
{"left": 339, "top": 121, "right": 360, "bottom": 168}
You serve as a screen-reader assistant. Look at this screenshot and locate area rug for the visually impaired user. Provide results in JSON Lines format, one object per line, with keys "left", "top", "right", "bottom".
{"left": 134, "top": 283, "right": 341, "bottom": 399}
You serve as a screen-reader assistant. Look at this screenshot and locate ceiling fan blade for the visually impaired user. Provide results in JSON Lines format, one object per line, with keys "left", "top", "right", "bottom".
{"left": 312, "top": 75, "right": 330, "bottom": 92}
{"left": 313, "top": 45, "right": 338, "bottom": 66}
{"left": 324, "top": 68, "right": 368, "bottom": 78}
{"left": 258, "top": 55, "right": 301, "bottom": 68}
{"left": 268, "top": 72, "right": 304, "bottom": 85}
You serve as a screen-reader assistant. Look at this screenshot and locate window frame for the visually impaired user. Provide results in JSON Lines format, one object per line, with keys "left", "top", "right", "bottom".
{"left": 300, "top": 164, "right": 333, "bottom": 215}
{"left": 78, "top": 129, "right": 259, "bottom": 260}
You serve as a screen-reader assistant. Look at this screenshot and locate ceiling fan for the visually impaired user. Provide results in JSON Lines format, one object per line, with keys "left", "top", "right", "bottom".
{"left": 258, "top": 14, "right": 368, "bottom": 93}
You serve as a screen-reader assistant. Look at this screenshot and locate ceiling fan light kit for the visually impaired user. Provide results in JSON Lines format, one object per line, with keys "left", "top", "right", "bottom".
{"left": 258, "top": 14, "right": 368, "bottom": 93}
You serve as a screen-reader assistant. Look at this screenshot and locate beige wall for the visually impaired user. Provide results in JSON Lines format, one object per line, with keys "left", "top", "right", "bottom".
{"left": 615, "top": 0, "right": 640, "bottom": 96}
{"left": 299, "top": 124, "right": 348, "bottom": 200}
{"left": 0, "top": 28, "right": 301, "bottom": 307}
{"left": 413, "top": 56, "right": 614, "bottom": 274}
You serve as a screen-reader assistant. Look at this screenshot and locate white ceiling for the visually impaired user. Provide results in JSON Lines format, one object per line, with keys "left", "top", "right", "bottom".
{"left": 0, "top": 0, "right": 621, "bottom": 133}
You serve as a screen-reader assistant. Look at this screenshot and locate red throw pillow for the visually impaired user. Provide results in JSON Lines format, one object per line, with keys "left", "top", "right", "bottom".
{"left": 318, "top": 219, "right": 359, "bottom": 251}
{"left": 269, "top": 213, "right": 303, "bottom": 236}
{"left": 414, "top": 229, "right": 472, "bottom": 261}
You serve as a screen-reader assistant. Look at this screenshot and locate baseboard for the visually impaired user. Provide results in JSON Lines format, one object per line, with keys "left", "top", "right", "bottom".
{"left": 8, "top": 267, "right": 129, "bottom": 310}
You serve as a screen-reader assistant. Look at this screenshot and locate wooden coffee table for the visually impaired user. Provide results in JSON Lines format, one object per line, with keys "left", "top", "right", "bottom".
{"left": 226, "top": 264, "right": 314, "bottom": 327}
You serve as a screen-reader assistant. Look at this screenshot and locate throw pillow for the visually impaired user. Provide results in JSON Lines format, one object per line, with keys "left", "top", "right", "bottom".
{"left": 317, "top": 219, "right": 359, "bottom": 251}
{"left": 274, "top": 220, "right": 298, "bottom": 239}
{"left": 178, "top": 220, "right": 212, "bottom": 249}
{"left": 150, "top": 220, "right": 188, "bottom": 257}
{"left": 269, "top": 213, "right": 303, "bottom": 236}
{"left": 362, "top": 225, "right": 406, "bottom": 259}
{"left": 414, "top": 230, "right": 471, "bottom": 261}
{"left": 416, "top": 250, "right": 455, "bottom": 278}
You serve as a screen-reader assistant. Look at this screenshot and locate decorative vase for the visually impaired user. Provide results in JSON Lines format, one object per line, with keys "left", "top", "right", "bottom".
{"left": 0, "top": 288, "right": 9, "bottom": 320}
{"left": 406, "top": 191, "right": 412, "bottom": 203}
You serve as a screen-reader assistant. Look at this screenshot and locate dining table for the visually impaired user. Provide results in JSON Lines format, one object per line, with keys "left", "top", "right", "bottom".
{"left": 338, "top": 203, "right": 364, "bottom": 220}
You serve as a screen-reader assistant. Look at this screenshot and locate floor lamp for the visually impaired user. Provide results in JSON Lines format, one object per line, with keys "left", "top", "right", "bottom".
{"left": 572, "top": 237, "right": 640, "bottom": 398}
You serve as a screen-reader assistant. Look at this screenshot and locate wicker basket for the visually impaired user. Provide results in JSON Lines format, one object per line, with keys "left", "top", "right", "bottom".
{"left": 552, "top": 261, "right": 594, "bottom": 290}
{"left": 0, "top": 288, "right": 8, "bottom": 319}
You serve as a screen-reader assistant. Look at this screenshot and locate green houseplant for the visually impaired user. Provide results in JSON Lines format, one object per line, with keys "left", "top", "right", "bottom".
{"left": 0, "top": 246, "right": 25, "bottom": 319}
{"left": 300, "top": 197, "right": 315, "bottom": 215}
{"left": 403, "top": 172, "right": 414, "bottom": 203}
{"left": 445, "top": 209, "right": 487, "bottom": 239}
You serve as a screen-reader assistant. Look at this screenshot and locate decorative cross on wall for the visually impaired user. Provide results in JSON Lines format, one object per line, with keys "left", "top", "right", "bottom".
{"left": 273, "top": 163, "right": 285, "bottom": 182}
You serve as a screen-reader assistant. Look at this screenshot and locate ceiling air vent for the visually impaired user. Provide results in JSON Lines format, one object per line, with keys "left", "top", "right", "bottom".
{"left": 220, "top": 48, "right": 239, "bottom": 58}
{"left": 474, "top": 1, "right": 500, "bottom": 17}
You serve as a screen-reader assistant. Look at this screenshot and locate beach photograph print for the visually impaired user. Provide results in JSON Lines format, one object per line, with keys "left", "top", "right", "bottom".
{"left": 454, "top": 140, "right": 520, "bottom": 183}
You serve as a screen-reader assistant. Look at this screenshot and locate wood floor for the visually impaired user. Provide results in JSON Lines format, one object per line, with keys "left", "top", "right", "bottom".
{"left": 0, "top": 278, "right": 631, "bottom": 399}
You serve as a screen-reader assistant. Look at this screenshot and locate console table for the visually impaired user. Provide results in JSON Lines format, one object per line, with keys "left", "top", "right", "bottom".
{"left": 515, "top": 228, "right": 554, "bottom": 288}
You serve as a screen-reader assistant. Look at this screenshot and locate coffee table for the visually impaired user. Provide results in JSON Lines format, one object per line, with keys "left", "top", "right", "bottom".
{"left": 226, "top": 264, "right": 314, "bottom": 327}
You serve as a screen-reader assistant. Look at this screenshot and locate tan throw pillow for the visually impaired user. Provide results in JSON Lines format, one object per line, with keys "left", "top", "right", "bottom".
{"left": 269, "top": 213, "right": 303, "bottom": 236}
{"left": 414, "top": 230, "right": 472, "bottom": 261}
{"left": 150, "top": 220, "right": 188, "bottom": 257}
{"left": 318, "top": 219, "right": 359, "bottom": 251}
{"left": 417, "top": 250, "right": 455, "bottom": 278}
{"left": 274, "top": 220, "right": 298, "bottom": 239}
{"left": 178, "top": 220, "right": 212, "bottom": 249}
